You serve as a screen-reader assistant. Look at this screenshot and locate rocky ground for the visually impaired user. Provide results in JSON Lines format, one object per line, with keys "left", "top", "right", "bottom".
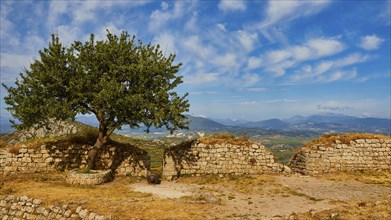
{"left": 130, "top": 174, "right": 391, "bottom": 219}
{"left": 1, "top": 172, "right": 390, "bottom": 219}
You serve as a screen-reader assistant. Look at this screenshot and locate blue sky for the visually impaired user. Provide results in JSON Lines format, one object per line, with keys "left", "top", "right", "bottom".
{"left": 1, "top": 0, "right": 390, "bottom": 123}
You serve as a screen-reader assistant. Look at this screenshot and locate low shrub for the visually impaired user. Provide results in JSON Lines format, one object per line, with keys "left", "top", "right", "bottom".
{"left": 303, "top": 133, "right": 391, "bottom": 149}
{"left": 199, "top": 133, "right": 252, "bottom": 146}
{"left": 8, "top": 145, "right": 21, "bottom": 155}
{"left": 0, "top": 139, "right": 7, "bottom": 149}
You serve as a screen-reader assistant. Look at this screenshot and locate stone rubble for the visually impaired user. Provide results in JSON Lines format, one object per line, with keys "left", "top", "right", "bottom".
{"left": 0, "top": 195, "right": 109, "bottom": 220}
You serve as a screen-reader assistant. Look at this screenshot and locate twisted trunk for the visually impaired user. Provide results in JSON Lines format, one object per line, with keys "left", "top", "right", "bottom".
{"left": 86, "top": 113, "right": 116, "bottom": 170}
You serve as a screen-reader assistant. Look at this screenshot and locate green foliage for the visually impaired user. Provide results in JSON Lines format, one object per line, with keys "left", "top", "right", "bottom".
{"left": 82, "top": 167, "right": 91, "bottom": 174}
{"left": 3, "top": 35, "right": 75, "bottom": 129}
{"left": 3, "top": 31, "right": 189, "bottom": 146}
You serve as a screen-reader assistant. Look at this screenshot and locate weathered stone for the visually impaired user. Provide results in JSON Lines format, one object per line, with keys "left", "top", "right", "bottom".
{"left": 289, "top": 138, "right": 391, "bottom": 175}
{"left": 79, "top": 209, "right": 89, "bottom": 218}
{"left": 163, "top": 139, "right": 283, "bottom": 180}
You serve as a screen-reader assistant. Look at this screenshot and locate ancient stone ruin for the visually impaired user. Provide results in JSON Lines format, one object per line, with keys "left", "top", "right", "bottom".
{"left": 0, "top": 143, "right": 150, "bottom": 177}
{"left": 65, "top": 169, "right": 114, "bottom": 185}
{"left": 289, "top": 137, "right": 391, "bottom": 175}
{"left": 0, "top": 195, "right": 109, "bottom": 220}
{"left": 163, "top": 136, "right": 286, "bottom": 180}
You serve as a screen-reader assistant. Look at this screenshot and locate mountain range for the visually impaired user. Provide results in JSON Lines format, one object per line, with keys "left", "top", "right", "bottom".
{"left": 207, "top": 113, "right": 390, "bottom": 135}
{"left": 1, "top": 113, "right": 390, "bottom": 135}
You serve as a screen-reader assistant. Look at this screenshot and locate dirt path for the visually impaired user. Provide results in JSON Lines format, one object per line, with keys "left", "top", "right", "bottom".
{"left": 129, "top": 175, "right": 391, "bottom": 219}
{"left": 129, "top": 182, "right": 202, "bottom": 199}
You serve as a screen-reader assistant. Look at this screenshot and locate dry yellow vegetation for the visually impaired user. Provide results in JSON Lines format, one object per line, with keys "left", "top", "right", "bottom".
{"left": 198, "top": 133, "right": 252, "bottom": 146}
{"left": 303, "top": 133, "right": 391, "bottom": 149}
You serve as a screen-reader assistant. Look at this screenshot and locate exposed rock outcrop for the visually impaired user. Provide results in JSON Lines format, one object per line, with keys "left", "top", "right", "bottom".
{"left": 1, "top": 119, "right": 80, "bottom": 145}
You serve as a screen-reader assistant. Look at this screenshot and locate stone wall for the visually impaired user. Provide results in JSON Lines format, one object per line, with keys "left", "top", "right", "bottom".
{"left": 289, "top": 139, "right": 391, "bottom": 175}
{"left": 163, "top": 140, "right": 285, "bottom": 180}
{"left": 0, "top": 195, "right": 109, "bottom": 220}
{"left": 0, "top": 143, "right": 150, "bottom": 177}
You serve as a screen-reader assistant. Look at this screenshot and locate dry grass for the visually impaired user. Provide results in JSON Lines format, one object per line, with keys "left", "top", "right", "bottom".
{"left": 3, "top": 136, "right": 60, "bottom": 152}
{"left": 0, "top": 173, "right": 214, "bottom": 219}
{"left": 295, "top": 199, "right": 391, "bottom": 220}
{"left": 303, "top": 133, "right": 391, "bottom": 149}
{"left": 320, "top": 171, "right": 391, "bottom": 187}
{"left": 0, "top": 139, "right": 7, "bottom": 149}
{"left": 7, "top": 145, "right": 20, "bottom": 154}
{"left": 199, "top": 133, "right": 253, "bottom": 146}
{"left": 177, "top": 174, "right": 277, "bottom": 193}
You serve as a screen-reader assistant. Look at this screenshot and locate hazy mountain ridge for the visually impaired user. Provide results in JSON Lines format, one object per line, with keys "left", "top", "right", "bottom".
{"left": 1, "top": 113, "right": 390, "bottom": 135}
{"left": 215, "top": 113, "right": 391, "bottom": 135}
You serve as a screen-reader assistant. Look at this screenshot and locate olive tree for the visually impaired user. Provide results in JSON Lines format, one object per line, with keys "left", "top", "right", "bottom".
{"left": 3, "top": 31, "right": 189, "bottom": 169}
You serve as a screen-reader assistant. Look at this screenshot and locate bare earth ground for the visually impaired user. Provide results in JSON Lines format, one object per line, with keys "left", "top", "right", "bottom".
{"left": 1, "top": 173, "right": 390, "bottom": 219}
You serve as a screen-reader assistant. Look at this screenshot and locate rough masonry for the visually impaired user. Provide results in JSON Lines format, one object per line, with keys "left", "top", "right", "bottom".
{"left": 289, "top": 138, "right": 391, "bottom": 175}
{"left": 0, "top": 195, "right": 109, "bottom": 220}
{"left": 163, "top": 139, "right": 286, "bottom": 180}
{"left": 0, "top": 143, "right": 150, "bottom": 177}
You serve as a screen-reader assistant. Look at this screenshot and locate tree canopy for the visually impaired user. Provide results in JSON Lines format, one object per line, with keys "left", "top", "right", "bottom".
{"left": 3, "top": 31, "right": 189, "bottom": 168}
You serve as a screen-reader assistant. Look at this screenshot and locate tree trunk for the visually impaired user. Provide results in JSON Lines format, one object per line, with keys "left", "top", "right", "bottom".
{"left": 86, "top": 118, "right": 116, "bottom": 170}
{"left": 87, "top": 139, "right": 104, "bottom": 170}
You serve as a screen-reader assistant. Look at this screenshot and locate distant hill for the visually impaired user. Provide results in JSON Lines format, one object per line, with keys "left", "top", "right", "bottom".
{"left": 241, "top": 118, "right": 290, "bottom": 130}
{"left": 213, "top": 118, "right": 250, "bottom": 126}
{"left": 185, "top": 115, "right": 227, "bottom": 131}
{"left": 1, "top": 112, "right": 389, "bottom": 136}
{"left": 117, "top": 115, "right": 227, "bottom": 133}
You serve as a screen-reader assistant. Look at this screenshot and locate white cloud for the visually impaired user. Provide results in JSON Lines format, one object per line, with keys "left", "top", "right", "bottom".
{"left": 48, "top": 1, "right": 70, "bottom": 27}
{"left": 161, "top": 2, "right": 169, "bottom": 10}
{"left": 96, "top": 23, "right": 125, "bottom": 41}
{"left": 185, "top": 11, "right": 199, "bottom": 32}
{"left": 256, "top": 0, "right": 331, "bottom": 43}
{"left": 218, "top": 0, "right": 246, "bottom": 12}
{"left": 242, "top": 87, "right": 267, "bottom": 92}
{"left": 182, "top": 35, "right": 213, "bottom": 59}
{"left": 261, "top": 37, "right": 345, "bottom": 76}
{"left": 212, "top": 53, "right": 237, "bottom": 69}
{"left": 247, "top": 57, "right": 262, "bottom": 70}
{"left": 235, "top": 30, "right": 258, "bottom": 52}
{"left": 322, "top": 69, "right": 357, "bottom": 83}
{"left": 241, "top": 73, "right": 260, "bottom": 86}
{"left": 184, "top": 72, "right": 220, "bottom": 84}
{"left": 0, "top": 53, "right": 32, "bottom": 69}
{"left": 154, "top": 33, "right": 177, "bottom": 54}
{"left": 260, "top": 0, "right": 331, "bottom": 28}
{"left": 216, "top": 23, "right": 227, "bottom": 32}
{"left": 149, "top": 1, "right": 186, "bottom": 31}
{"left": 306, "top": 38, "right": 345, "bottom": 57}
{"left": 57, "top": 25, "right": 82, "bottom": 46}
{"left": 360, "top": 35, "right": 384, "bottom": 50}
{"left": 289, "top": 53, "right": 370, "bottom": 83}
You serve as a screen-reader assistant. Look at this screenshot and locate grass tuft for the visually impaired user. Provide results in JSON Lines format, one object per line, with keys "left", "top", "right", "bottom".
{"left": 199, "top": 133, "right": 252, "bottom": 146}
{"left": 0, "top": 139, "right": 7, "bottom": 149}
{"left": 303, "top": 133, "right": 391, "bottom": 149}
{"left": 7, "top": 145, "right": 21, "bottom": 154}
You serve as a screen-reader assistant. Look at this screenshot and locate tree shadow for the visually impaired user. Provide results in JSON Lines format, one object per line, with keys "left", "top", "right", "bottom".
{"left": 46, "top": 141, "right": 150, "bottom": 176}
{"left": 97, "top": 142, "right": 150, "bottom": 177}
{"left": 164, "top": 140, "right": 198, "bottom": 178}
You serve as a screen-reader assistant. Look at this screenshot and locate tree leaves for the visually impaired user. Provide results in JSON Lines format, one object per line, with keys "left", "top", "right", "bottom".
{"left": 3, "top": 31, "right": 189, "bottom": 137}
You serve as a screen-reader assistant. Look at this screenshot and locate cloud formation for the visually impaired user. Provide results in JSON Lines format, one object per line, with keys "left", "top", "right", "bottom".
{"left": 360, "top": 34, "right": 384, "bottom": 50}
{"left": 0, "top": 0, "right": 389, "bottom": 120}
{"left": 218, "top": 0, "right": 246, "bottom": 12}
